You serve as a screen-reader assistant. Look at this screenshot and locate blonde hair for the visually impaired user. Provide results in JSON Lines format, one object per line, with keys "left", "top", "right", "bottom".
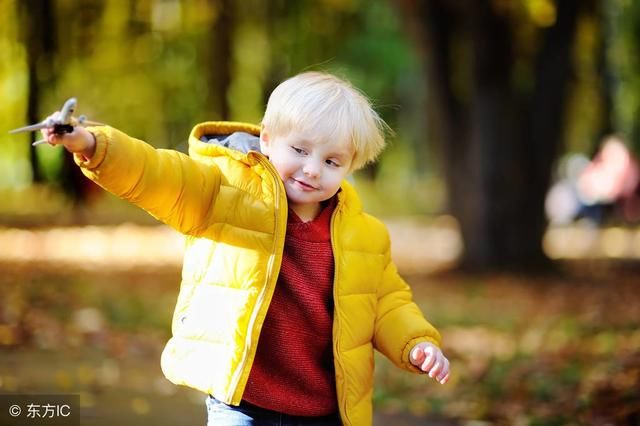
{"left": 262, "top": 71, "right": 388, "bottom": 171}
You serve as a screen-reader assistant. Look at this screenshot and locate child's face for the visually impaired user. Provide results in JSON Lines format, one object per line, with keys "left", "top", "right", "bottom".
{"left": 260, "top": 127, "right": 354, "bottom": 220}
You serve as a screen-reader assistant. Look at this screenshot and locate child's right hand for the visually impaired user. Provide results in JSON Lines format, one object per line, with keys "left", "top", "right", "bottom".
{"left": 40, "top": 112, "right": 97, "bottom": 159}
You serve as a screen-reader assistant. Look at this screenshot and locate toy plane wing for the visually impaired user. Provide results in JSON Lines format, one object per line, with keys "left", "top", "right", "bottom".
{"left": 8, "top": 97, "right": 103, "bottom": 145}
{"left": 9, "top": 121, "right": 56, "bottom": 134}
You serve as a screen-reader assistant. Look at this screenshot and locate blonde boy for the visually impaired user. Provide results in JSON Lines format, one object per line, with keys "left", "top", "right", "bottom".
{"left": 43, "top": 71, "right": 450, "bottom": 425}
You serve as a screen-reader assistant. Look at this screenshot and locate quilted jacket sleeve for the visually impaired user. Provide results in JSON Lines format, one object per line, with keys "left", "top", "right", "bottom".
{"left": 74, "top": 126, "right": 221, "bottom": 236}
{"left": 373, "top": 234, "right": 442, "bottom": 373}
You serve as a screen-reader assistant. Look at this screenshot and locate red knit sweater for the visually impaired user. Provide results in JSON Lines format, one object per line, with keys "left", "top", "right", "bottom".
{"left": 243, "top": 199, "right": 337, "bottom": 416}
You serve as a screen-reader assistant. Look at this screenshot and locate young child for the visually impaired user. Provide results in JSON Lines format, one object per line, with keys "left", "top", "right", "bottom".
{"left": 42, "top": 71, "right": 450, "bottom": 425}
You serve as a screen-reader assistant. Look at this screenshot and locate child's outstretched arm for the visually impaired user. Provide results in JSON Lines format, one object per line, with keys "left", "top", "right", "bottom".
{"left": 41, "top": 116, "right": 222, "bottom": 236}
{"left": 410, "top": 342, "right": 450, "bottom": 384}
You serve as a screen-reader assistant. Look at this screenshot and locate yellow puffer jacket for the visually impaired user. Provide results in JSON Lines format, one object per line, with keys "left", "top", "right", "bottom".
{"left": 75, "top": 121, "right": 441, "bottom": 425}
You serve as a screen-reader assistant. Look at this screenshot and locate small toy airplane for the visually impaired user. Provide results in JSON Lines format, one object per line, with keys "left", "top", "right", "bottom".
{"left": 9, "top": 97, "right": 103, "bottom": 146}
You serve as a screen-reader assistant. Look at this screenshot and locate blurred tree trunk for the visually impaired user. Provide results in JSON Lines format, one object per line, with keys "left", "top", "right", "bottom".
{"left": 17, "top": 0, "right": 58, "bottom": 184}
{"left": 395, "top": 0, "right": 585, "bottom": 271}
{"left": 58, "top": 0, "right": 104, "bottom": 207}
{"left": 204, "top": 0, "right": 234, "bottom": 120}
{"left": 17, "top": 0, "right": 104, "bottom": 207}
{"left": 595, "top": 0, "right": 614, "bottom": 140}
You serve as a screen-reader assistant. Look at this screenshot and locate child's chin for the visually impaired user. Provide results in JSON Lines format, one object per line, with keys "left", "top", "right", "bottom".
{"left": 288, "top": 196, "right": 318, "bottom": 205}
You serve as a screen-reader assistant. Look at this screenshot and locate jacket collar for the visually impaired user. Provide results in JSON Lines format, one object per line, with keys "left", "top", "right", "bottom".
{"left": 337, "top": 180, "right": 362, "bottom": 216}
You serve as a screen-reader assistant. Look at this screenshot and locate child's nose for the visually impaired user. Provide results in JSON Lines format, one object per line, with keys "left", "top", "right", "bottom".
{"left": 303, "top": 160, "right": 320, "bottom": 177}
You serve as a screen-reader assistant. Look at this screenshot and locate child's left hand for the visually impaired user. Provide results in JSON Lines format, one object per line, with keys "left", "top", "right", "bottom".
{"left": 410, "top": 342, "right": 450, "bottom": 384}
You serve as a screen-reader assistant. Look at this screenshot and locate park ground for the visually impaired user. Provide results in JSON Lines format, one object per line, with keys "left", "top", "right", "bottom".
{"left": 0, "top": 224, "right": 639, "bottom": 425}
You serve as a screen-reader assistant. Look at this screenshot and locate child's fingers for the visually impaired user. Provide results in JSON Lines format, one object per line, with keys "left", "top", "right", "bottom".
{"left": 419, "top": 349, "right": 437, "bottom": 373}
{"left": 39, "top": 128, "right": 54, "bottom": 145}
{"left": 40, "top": 127, "right": 51, "bottom": 140}
{"left": 427, "top": 352, "right": 444, "bottom": 378}
{"left": 438, "top": 372, "right": 450, "bottom": 385}
{"left": 44, "top": 131, "right": 64, "bottom": 146}
{"left": 39, "top": 112, "right": 63, "bottom": 145}
{"left": 434, "top": 357, "right": 450, "bottom": 382}
{"left": 411, "top": 343, "right": 451, "bottom": 385}
{"left": 410, "top": 347, "right": 425, "bottom": 364}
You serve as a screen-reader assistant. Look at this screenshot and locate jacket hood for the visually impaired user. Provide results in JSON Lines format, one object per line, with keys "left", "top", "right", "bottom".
{"left": 188, "top": 121, "right": 262, "bottom": 160}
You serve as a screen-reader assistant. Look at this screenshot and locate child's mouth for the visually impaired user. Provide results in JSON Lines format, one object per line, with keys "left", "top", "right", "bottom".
{"left": 292, "top": 179, "right": 317, "bottom": 191}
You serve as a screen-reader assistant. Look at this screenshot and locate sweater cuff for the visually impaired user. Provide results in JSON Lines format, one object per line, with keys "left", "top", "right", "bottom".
{"left": 73, "top": 126, "right": 109, "bottom": 169}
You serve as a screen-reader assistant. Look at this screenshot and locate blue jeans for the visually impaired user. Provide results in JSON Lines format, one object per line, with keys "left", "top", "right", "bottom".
{"left": 205, "top": 395, "right": 342, "bottom": 426}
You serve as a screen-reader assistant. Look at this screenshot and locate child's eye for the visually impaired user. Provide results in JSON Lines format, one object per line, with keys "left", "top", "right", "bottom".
{"left": 326, "top": 159, "right": 340, "bottom": 167}
{"left": 291, "top": 146, "right": 306, "bottom": 155}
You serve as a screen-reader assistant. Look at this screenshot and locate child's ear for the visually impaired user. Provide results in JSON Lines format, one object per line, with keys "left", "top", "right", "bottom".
{"left": 259, "top": 125, "right": 271, "bottom": 155}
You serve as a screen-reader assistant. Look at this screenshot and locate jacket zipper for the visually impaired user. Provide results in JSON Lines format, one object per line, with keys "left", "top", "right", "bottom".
{"left": 226, "top": 153, "right": 287, "bottom": 402}
{"left": 331, "top": 197, "right": 351, "bottom": 426}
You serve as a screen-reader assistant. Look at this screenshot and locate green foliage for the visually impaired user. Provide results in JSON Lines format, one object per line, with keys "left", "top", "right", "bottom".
{"left": 1, "top": 0, "right": 435, "bottom": 204}
{"left": 609, "top": 0, "right": 640, "bottom": 153}
{"left": 0, "top": 0, "right": 31, "bottom": 188}
{"left": 3, "top": 0, "right": 639, "bottom": 216}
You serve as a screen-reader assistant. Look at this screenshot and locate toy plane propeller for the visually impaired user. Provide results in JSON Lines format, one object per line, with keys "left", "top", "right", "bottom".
{"left": 9, "top": 97, "right": 103, "bottom": 146}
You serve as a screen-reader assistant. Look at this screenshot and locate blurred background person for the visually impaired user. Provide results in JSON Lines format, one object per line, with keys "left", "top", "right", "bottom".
{"left": 576, "top": 135, "right": 640, "bottom": 224}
